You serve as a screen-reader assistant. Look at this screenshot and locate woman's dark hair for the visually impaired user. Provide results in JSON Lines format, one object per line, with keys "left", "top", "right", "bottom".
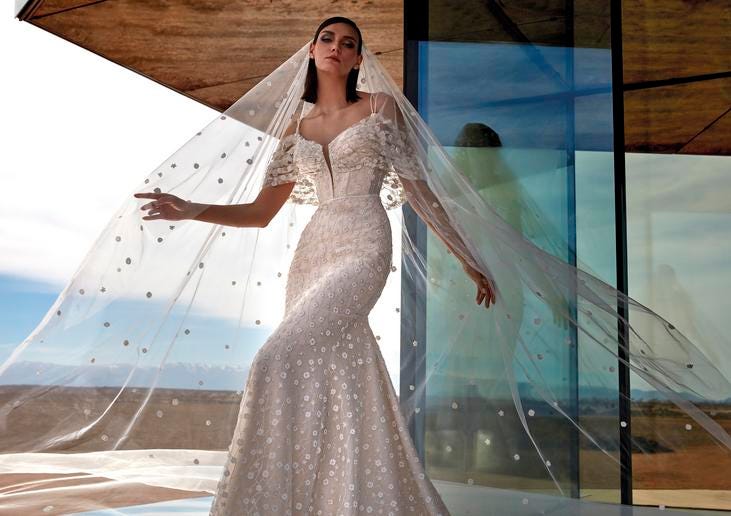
{"left": 302, "top": 17, "right": 363, "bottom": 104}
{"left": 454, "top": 123, "right": 502, "bottom": 147}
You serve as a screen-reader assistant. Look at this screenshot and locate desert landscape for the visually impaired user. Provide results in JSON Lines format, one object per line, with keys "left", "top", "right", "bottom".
{"left": 1, "top": 386, "right": 729, "bottom": 513}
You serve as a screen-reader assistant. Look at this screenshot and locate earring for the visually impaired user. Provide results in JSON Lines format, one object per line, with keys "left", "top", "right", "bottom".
{"left": 354, "top": 66, "right": 360, "bottom": 70}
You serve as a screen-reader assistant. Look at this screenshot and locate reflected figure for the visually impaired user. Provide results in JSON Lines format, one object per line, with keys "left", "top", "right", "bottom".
{"left": 426, "top": 123, "right": 578, "bottom": 485}
{"left": 452, "top": 123, "right": 525, "bottom": 235}
{"left": 427, "top": 123, "right": 527, "bottom": 479}
{"left": 646, "top": 264, "right": 724, "bottom": 369}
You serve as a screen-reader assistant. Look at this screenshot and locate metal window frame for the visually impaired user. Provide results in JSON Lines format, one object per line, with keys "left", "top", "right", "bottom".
{"left": 610, "top": 0, "right": 633, "bottom": 506}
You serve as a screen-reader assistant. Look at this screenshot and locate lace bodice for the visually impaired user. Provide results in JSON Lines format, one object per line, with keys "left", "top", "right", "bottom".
{"left": 263, "top": 95, "right": 407, "bottom": 210}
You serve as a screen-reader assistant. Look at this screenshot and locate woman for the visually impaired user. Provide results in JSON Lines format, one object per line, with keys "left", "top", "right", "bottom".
{"left": 4, "top": 13, "right": 729, "bottom": 516}
{"left": 135, "top": 17, "right": 489, "bottom": 515}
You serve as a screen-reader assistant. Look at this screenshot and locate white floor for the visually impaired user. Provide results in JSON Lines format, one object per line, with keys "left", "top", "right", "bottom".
{"left": 74, "top": 480, "right": 731, "bottom": 515}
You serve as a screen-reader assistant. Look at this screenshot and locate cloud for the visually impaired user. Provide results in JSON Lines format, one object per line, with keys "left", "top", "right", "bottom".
{"left": 0, "top": 18, "right": 217, "bottom": 287}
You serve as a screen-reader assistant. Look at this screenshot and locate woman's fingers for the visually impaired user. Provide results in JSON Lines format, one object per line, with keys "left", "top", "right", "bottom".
{"left": 464, "top": 263, "right": 496, "bottom": 310}
{"left": 137, "top": 198, "right": 188, "bottom": 221}
{"left": 140, "top": 194, "right": 181, "bottom": 211}
{"left": 135, "top": 192, "right": 177, "bottom": 204}
{"left": 479, "top": 276, "right": 495, "bottom": 309}
{"left": 141, "top": 201, "right": 162, "bottom": 211}
{"left": 136, "top": 192, "right": 165, "bottom": 211}
{"left": 140, "top": 199, "right": 176, "bottom": 211}
{"left": 476, "top": 280, "right": 493, "bottom": 309}
{"left": 477, "top": 274, "right": 495, "bottom": 308}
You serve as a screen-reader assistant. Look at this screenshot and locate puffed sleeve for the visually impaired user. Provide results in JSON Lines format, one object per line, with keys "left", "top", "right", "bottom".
{"left": 263, "top": 134, "right": 298, "bottom": 187}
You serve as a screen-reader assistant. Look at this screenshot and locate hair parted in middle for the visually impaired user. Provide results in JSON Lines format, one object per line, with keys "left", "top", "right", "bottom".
{"left": 302, "top": 16, "right": 363, "bottom": 104}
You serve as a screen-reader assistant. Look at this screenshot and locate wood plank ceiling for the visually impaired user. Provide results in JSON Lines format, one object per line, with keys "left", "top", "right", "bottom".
{"left": 17, "top": 0, "right": 405, "bottom": 111}
{"left": 16, "top": 0, "right": 730, "bottom": 155}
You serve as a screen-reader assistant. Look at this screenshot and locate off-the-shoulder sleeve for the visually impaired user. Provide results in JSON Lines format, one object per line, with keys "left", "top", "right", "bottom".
{"left": 263, "top": 135, "right": 298, "bottom": 187}
{"left": 388, "top": 130, "right": 424, "bottom": 183}
{"left": 261, "top": 134, "right": 319, "bottom": 206}
{"left": 378, "top": 97, "right": 490, "bottom": 278}
{"left": 374, "top": 113, "right": 409, "bottom": 210}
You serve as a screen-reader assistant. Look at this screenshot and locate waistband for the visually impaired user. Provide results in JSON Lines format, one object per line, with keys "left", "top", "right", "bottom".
{"left": 319, "top": 193, "right": 381, "bottom": 206}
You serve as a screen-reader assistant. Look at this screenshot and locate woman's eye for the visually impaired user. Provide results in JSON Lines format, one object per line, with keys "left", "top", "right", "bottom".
{"left": 319, "top": 36, "right": 354, "bottom": 48}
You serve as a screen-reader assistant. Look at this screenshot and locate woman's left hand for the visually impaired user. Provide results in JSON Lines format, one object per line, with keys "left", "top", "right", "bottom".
{"left": 462, "top": 261, "right": 496, "bottom": 309}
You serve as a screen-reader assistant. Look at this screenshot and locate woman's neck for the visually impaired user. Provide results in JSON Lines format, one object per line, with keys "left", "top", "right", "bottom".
{"left": 313, "top": 74, "right": 351, "bottom": 115}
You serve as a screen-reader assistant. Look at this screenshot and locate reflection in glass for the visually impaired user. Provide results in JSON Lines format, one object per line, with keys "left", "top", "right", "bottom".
{"left": 627, "top": 153, "right": 731, "bottom": 508}
{"left": 415, "top": 33, "right": 619, "bottom": 501}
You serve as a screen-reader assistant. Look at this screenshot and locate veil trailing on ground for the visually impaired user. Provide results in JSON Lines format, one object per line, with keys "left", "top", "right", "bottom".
{"left": 1, "top": 41, "right": 729, "bottom": 514}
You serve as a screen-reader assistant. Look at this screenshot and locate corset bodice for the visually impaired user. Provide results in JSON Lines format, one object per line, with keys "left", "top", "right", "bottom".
{"left": 262, "top": 96, "right": 407, "bottom": 210}
{"left": 292, "top": 111, "right": 392, "bottom": 203}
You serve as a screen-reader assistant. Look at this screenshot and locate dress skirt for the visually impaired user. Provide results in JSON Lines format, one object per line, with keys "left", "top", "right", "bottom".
{"left": 209, "top": 194, "right": 450, "bottom": 515}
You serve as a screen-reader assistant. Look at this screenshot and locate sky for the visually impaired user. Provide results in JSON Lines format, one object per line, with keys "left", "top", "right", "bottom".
{"left": 0, "top": 13, "right": 216, "bottom": 362}
{"left": 0, "top": 11, "right": 407, "bottom": 392}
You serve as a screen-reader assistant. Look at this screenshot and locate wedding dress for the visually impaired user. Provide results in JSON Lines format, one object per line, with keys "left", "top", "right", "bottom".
{"left": 1, "top": 41, "right": 730, "bottom": 516}
{"left": 208, "top": 93, "right": 450, "bottom": 515}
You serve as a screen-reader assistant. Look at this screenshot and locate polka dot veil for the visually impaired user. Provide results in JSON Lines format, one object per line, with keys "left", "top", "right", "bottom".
{"left": 1, "top": 41, "right": 729, "bottom": 514}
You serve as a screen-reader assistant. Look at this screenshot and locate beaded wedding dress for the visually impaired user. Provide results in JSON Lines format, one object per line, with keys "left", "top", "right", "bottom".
{"left": 209, "top": 93, "right": 450, "bottom": 515}
{"left": 2, "top": 40, "right": 730, "bottom": 516}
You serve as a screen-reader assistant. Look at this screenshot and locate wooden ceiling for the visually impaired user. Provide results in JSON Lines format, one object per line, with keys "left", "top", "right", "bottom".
{"left": 16, "top": 0, "right": 730, "bottom": 155}
{"left": 621, "top": 0, "right": 730, "bottom": 155}
{"left": 17, "top": 0, "right": 405, "bottom": 110}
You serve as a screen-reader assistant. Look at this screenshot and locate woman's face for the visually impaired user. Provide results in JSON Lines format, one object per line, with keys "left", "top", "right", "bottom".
{"left": 310, "top": 22, "right": 362, "bottom": 77}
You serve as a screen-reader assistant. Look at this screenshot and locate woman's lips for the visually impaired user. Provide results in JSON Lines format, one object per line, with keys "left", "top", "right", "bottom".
{"left": 326, "top": 56, "right": 340, "bottom": 62}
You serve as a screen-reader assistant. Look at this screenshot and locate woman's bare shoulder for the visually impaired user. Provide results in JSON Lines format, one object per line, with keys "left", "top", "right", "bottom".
{"left": 361, "top": 91, "right": 396, "bottom": 111}
{"left": 360, "top": 91, "right": 398, "bottom": 121}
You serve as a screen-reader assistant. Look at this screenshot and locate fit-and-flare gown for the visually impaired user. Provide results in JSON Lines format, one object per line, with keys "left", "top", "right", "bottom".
{"left": 208, "top": 94, "right": 451, "bottom": 515}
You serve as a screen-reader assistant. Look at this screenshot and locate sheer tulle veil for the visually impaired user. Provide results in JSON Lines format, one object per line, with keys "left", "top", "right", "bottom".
{"left": 1, "top": 38, "right": 729, "bottom": 514}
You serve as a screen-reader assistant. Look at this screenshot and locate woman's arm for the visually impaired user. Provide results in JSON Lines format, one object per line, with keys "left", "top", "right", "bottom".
{"left": 135, "top": 183, "right": 295, "bottom": 228}
{"left": 401, "top": 178, "right": 496, "bottom": 308}
{"left": 377, "top": 92, "right": 497, "bottom": 308}
{"left": 135, "top": 120, "right": 298, "bottom": 228}
{"left": 194, "top": 182, "right": 295, "bottom": 227}
{"left": 401, "top": 181, "right": 471, "bottom": 263}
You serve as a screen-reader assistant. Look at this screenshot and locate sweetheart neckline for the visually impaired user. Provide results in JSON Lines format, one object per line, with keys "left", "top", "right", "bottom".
{"left": 294, "top": 111, "right": 383, "bottom": 150}
{"left": 293, "top": 111, "right": 386, "bottom": 194}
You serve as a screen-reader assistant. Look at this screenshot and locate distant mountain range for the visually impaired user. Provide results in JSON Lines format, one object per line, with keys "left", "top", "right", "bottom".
{"left": 0, "top": 360, "right": 251, "bottom": 391}
{"left": 2, "top": 361, "right": 729, "bottom": 404}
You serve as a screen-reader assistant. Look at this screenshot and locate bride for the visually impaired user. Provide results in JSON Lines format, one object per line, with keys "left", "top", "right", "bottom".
{"left": 4, "top": 12, "right": 730, "bottom": 516}
{"left": 135, "top": 16, "right": 491, "bottom": 515}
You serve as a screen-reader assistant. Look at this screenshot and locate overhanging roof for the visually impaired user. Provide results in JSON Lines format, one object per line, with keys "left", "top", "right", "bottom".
{"left": 15, "top": 0, "right": 405, "bottom": 112}
{"left": 15, "top": 0, "right": 730, "bottom": 155}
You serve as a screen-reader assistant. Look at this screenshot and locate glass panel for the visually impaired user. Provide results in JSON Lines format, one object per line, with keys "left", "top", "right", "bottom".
{"left": 627, "top": 153, "right": 731, "bottom": 510}
{"left": 622, "top": 0, "right": 730, "bottom": 509}
{"left": 413, "top": 0, "right": 618, "bottom": 503}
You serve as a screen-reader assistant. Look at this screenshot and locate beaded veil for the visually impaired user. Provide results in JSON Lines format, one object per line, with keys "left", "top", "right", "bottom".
{"left": 0, "top": 41, "right": 729, "bottom": 514}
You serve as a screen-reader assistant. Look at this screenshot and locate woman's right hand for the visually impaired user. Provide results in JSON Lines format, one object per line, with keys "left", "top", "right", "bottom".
{"left": 134, "top": 192, "right": 195, "bottom": 221}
